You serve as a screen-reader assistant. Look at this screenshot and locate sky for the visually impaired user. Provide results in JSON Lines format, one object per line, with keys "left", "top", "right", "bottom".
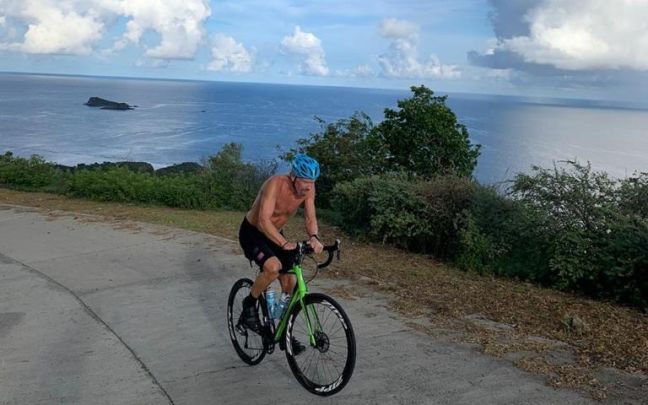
{"left": 1, "top": 0, "right": 647, "bottom": 102}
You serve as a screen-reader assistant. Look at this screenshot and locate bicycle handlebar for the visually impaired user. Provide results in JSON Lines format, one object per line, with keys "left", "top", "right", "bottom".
{"left": 296, "top": 239, "right": 341, "bottom": 269}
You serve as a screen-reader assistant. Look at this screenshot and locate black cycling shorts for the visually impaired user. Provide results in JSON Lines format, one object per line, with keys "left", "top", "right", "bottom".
{"left": 238, "top": 217, "right": 295, "bottom": 272}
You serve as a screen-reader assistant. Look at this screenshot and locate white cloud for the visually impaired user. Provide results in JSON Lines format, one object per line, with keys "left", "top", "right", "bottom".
{"left": 116, "top": 0, "right": 211, "bottom": 59}
{"left": 134, "top": 57, "right": 169, "bottom": 68}
{"left": 352, "top": 64, "right": 375, "bottom": 77}
{"left": 378, "top": 18, "right": 418, "bottom": 39}
{"left": 0, "top": 0, "right": 106, "bottom": 54}
{"left": 377, "top": 19, "right": 460, "bottom": 79}
{"left": 334, "top": 64, "right": 376, "bottom": 78}
{"left": 497, "top": 0, "right": 648, "bottom": 70}
{"left": 280, "top": 26, "right": 329, "bottom": 76}
{"left": 0, "top": 0, "right": 211, "bottom": 59}
{"left": 208, "top": 34, "right": 254, "bottom": 73}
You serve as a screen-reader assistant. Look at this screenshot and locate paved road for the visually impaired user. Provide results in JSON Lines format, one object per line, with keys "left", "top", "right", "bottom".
{"left": 0, "top": 204, "right": 593, "bottom": 404}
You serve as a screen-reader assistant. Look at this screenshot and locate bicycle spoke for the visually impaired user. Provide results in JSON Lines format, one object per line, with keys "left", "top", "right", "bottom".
{"left": 285, "top": 294, "right": 355, "bottom": 395}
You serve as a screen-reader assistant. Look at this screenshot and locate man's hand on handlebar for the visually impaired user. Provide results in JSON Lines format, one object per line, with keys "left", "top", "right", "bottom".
{"left": 308, "top": 236, "right": 324, "bottom": 254}
{"left": 282, "top": 238, "right": 323, "bottom": 254}
{"left": 282, "top": 241, "right": 298, "bottom": 251}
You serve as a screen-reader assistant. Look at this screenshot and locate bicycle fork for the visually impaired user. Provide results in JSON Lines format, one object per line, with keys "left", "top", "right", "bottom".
{"left": 302, "top": 300, "right": 323, "bottom": 347}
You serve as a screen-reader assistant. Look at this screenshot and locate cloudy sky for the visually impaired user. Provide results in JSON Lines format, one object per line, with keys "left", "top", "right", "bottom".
{"left": 1, "top": 0, "right": 647, "bottom": 101}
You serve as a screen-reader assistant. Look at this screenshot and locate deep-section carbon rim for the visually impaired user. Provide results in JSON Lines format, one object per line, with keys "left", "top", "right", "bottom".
{"left": 285, "top": 293, "right": 356, "bottom": 396}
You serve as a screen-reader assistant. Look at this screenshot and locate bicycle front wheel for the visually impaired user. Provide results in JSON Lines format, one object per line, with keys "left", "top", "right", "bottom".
{"left": 285, "top": 293, "right": 356, "bottom": 396}
{"left": 227, "top": 278, "right": 266, "bottom": 365}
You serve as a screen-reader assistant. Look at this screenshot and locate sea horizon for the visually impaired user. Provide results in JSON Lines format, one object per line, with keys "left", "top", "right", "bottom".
{"left": 2, "top": 72, "right": 648, "bottom": 184}
{"left": 3, "top": 70, "right": 647, "bottom": 113}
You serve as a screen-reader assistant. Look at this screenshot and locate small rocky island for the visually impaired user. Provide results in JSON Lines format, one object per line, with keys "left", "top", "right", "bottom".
{"left": 85, "top": 97, "right": 133, "bottom": 110}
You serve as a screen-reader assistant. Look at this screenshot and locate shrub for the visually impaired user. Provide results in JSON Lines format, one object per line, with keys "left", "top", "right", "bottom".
{"left": 203, "top": 143, "right": 276, "bottom": 210}
{"left": 0, "top": 152, "right": 60, "bottom": 190}
{"left": 416, "top": 175, "right": 477, "bottom": 257}
{"left": 507, "top": 161, "right": 648, "bottom": 309}
{"left": 457, "top": 186, "right": 554, "bottom": 282}
{"left": 329, "top": 176, "right": 385, "bottom": 235}
{"left": 282, "top": 113, "right": 376, "bottom": 207}
{"left": 618, "top": 172, "right": 648, "bottom": 219}
{"left": 0, "top": 144, "right": 274, "bottom": 212}
{"left": 331, "top": 174, "right": 477, "bottom": 258}
{"left": 284, "top": 86, "right": 481, "bottom": 206}
{"left": 65, "top": 167, "right": 214, "bottom": 209}
{"left": 372, "top": 85, "right": 481, "bottom": 177}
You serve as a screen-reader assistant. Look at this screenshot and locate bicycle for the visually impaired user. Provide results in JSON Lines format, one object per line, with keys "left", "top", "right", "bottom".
{"left": 227, "top": 239, "right": 356, "bottom": 396}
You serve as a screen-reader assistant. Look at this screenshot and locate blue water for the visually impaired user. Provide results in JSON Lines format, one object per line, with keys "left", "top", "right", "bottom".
{"left": 1, "top": 73, "right": 648, "bottom": 184}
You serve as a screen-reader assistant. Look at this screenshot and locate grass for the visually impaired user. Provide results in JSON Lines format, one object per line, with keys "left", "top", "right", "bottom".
{"left": 1, "top": 187, "right": 646, "bottom": 400}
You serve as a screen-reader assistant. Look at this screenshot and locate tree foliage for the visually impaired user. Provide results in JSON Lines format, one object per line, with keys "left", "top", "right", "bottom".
{"left": 0, "top": 144, "right": 275, "bottom": 211}
{"left": 373, "top": 85, "right": 480, "bottom": 177}
{"left": 282, "top": 113, "right": 375, "bottom": 206}
{"left": 284, "top": 85, "right": 481, "bottom": 206}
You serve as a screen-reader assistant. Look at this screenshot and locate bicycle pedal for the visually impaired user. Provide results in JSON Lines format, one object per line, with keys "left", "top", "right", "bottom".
{"left": 235, "top": 323, "right": 247, "bottom": 335}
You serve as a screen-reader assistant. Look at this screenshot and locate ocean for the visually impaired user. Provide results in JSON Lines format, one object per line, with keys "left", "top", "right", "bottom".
{"left": 1, "top": 73, "right": 647, "bottom": 184}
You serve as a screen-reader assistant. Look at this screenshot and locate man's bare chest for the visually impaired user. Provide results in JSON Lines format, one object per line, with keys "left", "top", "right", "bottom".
{"left": 273, "top": 194, "right": 304, "bottom": 217}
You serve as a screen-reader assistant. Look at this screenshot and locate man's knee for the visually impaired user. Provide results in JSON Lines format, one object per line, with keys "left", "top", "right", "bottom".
{"left": 263, "top": 258, "right": 282, "bottom": 277}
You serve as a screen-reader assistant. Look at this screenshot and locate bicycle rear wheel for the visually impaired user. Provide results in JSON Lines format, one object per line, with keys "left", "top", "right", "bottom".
{"left": 227, "top": 278, "right": 266, "bottom": 365}
{"left": 285, "top": 293, "right": 356, "bottom": 396}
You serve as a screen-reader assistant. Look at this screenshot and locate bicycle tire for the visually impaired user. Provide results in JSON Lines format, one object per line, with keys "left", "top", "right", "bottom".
{"left": 285, "top": 293, "right": 356, "bottom": 396}
{"left": 227, "top": 278, "right": 266, "bottom": 365}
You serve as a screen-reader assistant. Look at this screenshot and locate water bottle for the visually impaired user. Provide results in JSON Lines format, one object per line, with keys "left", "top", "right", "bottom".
{"left": 274, "top": 292, "right": 290, "bottom": 319}
{"left": 265, "top": 289, "right": 276, "bottom": 319}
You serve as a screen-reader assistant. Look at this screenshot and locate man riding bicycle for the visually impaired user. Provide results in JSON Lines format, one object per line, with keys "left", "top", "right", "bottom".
{"left": 238, "top": 154, "right": 324, "bottom": 343}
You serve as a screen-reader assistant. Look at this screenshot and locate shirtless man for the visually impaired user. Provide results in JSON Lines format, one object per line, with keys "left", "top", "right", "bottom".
{"left": 238, "top": 154, "right": 324, "bottom": 335}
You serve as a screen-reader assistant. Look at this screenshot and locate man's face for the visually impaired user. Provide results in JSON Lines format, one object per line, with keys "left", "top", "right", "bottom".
{"left": 294, "top": 178, "right": 315, "bottom": 197}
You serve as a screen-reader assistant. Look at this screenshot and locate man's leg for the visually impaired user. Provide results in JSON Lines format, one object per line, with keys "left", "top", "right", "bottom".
{"left": 278, "top": 273, "right": 296, "bottom": 294}
{"left": 250, "top": 257, "right": 282, "bottom": 298}
{"left": 276, "top": 273, "right": 305, "bottom": 355}
{"left": 240, "top": 257, "right": 282, "bottom": 332}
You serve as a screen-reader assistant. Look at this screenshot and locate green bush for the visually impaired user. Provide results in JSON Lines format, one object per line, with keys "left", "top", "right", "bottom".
{"left": 65, "top": 167, "right": 215, "bottom": 209}
{"left": 203, "top": 143, "right": 276, "bottom": 210}
{"left": 331, "top": 162, "right": 647, "bottom": 309}
{"left": 284, "top": 85, "right": 481, "bottom": 207}
{"left": 282, "top": 113, "right": 376, "bottom": 207}
{"left": 372, "top": 85, "right": 481, "bottom": 177}
{"left": 329, "top": 176, "right": 384, "bottom": 235}
{"left": 0, "top": 144, "right": 275, "bottom": 211}
{"left": 456, "top": 186, "right": 554, "bottom": 282}
{"left": 331, "top": 174, "right": 477, "bottom": 258}
{"left": 417, "top": 175, "right": 477, "bottom": 257}
{"left": 363, "top": 176, "right": 430, "bottom": 250}
{"left": 0, "top": 152, "right": 60, "bottom": 190}
{"left": 456, "top": 214, "right": 498, "bottom": 274}
{"left": 618, "top": 172, "right": 648, "bottom": 219}
{"left": 507, "top": 161, "right": 647, "bottom": 308}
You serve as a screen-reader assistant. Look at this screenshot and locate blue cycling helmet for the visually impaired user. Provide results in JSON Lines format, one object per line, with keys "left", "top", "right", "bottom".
{"left": 291, "top": 154, "right": 320, "bottom": 180}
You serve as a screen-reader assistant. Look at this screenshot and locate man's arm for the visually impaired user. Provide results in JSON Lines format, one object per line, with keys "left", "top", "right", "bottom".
{"left": 303, "top": 187, "right": 323, "bottom": 253}
{"left": 256, "top": 178, "right": 289, "bottom": 247}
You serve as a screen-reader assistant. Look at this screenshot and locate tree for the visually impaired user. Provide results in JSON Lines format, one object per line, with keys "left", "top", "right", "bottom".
{"left": 372, "top": 85, "right": 480, "bottom": 177}
{"left": 205, "top": 143, "right": 276, "bottom": 209}
{"left": 283, "top": 86, "right": 480, "bottom": 205}
{"left": 282, "top": 113, "right": 376, "bottom": 206}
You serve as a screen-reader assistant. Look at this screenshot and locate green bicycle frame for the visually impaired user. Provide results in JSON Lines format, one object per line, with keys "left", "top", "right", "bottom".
{"left": 272, "top": 264, "right": 321, "bottom": 346}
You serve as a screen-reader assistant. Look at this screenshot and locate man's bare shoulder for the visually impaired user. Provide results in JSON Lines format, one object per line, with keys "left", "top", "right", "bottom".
{"left": 264, "top": 174, "right": 288, "bottom": 186}
{"left": 260, "top": 175, "right": 288, "bottom": 193}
